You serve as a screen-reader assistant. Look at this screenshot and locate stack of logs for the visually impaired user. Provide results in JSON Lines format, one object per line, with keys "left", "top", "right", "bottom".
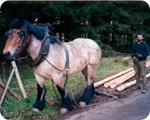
{"left": 94, "top": 60, "right": 150, "bottom": 92}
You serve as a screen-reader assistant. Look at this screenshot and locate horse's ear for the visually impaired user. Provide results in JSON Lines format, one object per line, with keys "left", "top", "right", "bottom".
{"left": 9, "top": 18, "right": 25, "bottom": 29}
{"left": 18, "top": 18, "right": 25, "bottom": 26}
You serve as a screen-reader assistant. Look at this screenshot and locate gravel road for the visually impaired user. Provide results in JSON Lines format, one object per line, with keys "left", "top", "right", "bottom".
{"left": 63, "top": 82, "right": 150, "bottom": 120}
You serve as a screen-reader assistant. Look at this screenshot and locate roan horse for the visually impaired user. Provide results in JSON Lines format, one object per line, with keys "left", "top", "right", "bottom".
{"left": 3, "top": 19, "right": 101, "bottom": 114}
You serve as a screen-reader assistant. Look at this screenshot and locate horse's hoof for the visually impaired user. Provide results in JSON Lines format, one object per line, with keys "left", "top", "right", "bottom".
{"left": 60, "top": 108, "right": 68, "bottom": 114}
{"left": 79, "top": 101, "right": 86, "bottom": 108}
{"left": 32, "top": 108, "right": 40, "bottom": 112}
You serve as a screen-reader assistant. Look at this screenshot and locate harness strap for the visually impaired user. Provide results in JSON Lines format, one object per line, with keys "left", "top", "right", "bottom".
{"left": 62, "top": 44, "right": 70, "bottom": 69}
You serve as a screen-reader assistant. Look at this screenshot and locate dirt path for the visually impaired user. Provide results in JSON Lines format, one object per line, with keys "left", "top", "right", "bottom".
{"left": 55, "top": 78, "right": 150, "bottom": 120}
{"left": 64, "top": 88, "right": 150, "bottom": 120}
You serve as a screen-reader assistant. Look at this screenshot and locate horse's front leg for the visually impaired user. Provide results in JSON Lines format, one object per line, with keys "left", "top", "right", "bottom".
{"left": 32, "top": 74, "right": 46, "bottom": 112}
{"left": 56, "top": 86, "right": 72, "bottom": 114}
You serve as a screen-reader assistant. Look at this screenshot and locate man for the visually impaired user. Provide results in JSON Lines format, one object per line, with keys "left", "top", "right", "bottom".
{"left": 131, "top": 34, "right": 149, "bottom": 94}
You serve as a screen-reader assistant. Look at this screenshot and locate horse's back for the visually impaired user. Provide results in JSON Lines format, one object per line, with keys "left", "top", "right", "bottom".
{"left": 68, "top": 38, "right": 101, "bottom": 65}
{"left": 73, "top": 38, "right": 100, "bottom": 49}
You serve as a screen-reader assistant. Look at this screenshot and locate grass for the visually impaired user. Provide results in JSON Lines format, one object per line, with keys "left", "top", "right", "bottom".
{"left": 1, "top": 56, "right": 133, "bottom": 119}
{"left": 95, "top": 57, "right": 132, "bottom": 80}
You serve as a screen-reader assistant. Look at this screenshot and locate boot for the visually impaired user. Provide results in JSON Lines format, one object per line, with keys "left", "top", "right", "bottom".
{"left": 132, "top": 84, "right": 141, "bottom": 90}
{"left": 141, "top": 76, "right": 147, "bottom": 94}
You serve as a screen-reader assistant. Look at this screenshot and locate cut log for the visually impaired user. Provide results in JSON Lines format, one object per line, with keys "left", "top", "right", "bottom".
{"left": 110, "top": 71, "right": 135, "bottom": 88}
{"left": 94, "top": 60, "right": 150, "bottom": 89}
{"left": 116, "top": 80, "right": 136, "bottom": 92}
{"left": 104, "top": 60, "right": 150, "bottom": 88}
{"left": 116, "top": 73, "right": 150, "bottom": 92}
{"left": 104, "top": 70, "right": 135, "bottom": 88}
{"left": 111, "top": 61, "right": 150, "bottom": 89}
{"left": 94, "top": 68, "right": 133, "bottom": 88}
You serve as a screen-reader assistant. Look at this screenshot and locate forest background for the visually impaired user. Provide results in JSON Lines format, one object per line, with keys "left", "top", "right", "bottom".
{"left": 0, "top": 1, "right": 150, "bottom": 54}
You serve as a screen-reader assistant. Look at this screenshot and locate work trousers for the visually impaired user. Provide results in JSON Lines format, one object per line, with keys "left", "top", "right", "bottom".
{"left": 133, "top": 60, "right": 147, "bottom": 89}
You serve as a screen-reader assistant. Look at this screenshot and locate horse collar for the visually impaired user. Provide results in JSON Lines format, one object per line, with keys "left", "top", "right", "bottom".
{"left": 29, "top": 36, "right": 50, "bottom": 67}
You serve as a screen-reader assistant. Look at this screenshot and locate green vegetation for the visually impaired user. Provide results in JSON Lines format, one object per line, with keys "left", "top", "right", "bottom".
{"left": 1, "top": 57, "right": 133, "bottom": 120}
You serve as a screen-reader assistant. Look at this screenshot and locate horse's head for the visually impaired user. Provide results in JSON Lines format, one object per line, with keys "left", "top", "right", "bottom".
{"left": 3, "top": 28, "right": 29, "bottom": 60}
{"left": 3, "top": 18, "right": 53, "bottom": 61}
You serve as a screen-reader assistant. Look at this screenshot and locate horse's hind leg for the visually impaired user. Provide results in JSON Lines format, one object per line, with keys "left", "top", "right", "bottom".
{"left": 79, "top": 64, "right": 96, "bottom": 107}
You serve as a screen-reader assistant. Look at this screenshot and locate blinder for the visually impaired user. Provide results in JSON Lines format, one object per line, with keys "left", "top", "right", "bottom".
{"left": 18, "top": 28, "right": 28, "bottom": 48}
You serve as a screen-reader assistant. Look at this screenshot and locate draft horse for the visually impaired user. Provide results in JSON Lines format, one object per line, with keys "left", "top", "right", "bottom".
{"left": 3, "top": 19, "right": 101, "bottom": 114}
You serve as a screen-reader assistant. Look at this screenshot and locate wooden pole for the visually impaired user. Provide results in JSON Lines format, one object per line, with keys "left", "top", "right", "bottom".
{"left": 0, "top": 61, "right": 27, "bottom": 106}
{"left": 0, "top": 69, "right": 15, "bottom": 106}
{"left": 11, "top": 61, "right": 27, "bottom": 99}
{"left": 0, "top": 83, "right": 20, "bottom": 100}
{"left": 61, "top": 33, "right": 65, "bottom": 43}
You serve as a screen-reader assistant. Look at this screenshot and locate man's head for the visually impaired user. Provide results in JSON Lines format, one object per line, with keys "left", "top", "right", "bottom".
{"left": 137, "top": 34, "right": 143, "bottom": 42}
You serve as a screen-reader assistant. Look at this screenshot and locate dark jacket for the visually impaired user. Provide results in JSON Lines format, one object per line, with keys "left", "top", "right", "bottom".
{"left": 131, "top": 40, "right": 150, "bottom": 61}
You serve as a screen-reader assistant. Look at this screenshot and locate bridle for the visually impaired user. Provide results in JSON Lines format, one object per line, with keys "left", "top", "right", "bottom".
{"left": 5, "top": 27, "right": 30, "bottom": 50}
{"left": 18, "top": 28, "right": 29, "bottom": 49}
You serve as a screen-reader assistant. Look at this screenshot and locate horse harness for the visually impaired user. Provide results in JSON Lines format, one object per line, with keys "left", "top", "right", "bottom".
{"left": 29, "top": 35, "right": 70, "bottom": 70}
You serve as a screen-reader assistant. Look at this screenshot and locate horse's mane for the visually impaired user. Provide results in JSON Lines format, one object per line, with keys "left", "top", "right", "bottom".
{"left": 9, "top": 19, "right": 62, "bottom": 45}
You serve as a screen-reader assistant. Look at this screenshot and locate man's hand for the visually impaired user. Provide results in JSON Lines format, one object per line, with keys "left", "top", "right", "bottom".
{"left": 136, "top": 53, "right": 142, "bottom": 57}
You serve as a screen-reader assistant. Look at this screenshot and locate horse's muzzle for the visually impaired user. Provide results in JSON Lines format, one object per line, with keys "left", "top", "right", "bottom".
{"left": 3, "top": 52, "right": 17, "bottom": 61}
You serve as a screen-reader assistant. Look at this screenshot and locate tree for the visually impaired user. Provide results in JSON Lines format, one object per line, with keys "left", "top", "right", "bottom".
{"left": 0, "top": 1, "right": 150, "bottom": 53}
